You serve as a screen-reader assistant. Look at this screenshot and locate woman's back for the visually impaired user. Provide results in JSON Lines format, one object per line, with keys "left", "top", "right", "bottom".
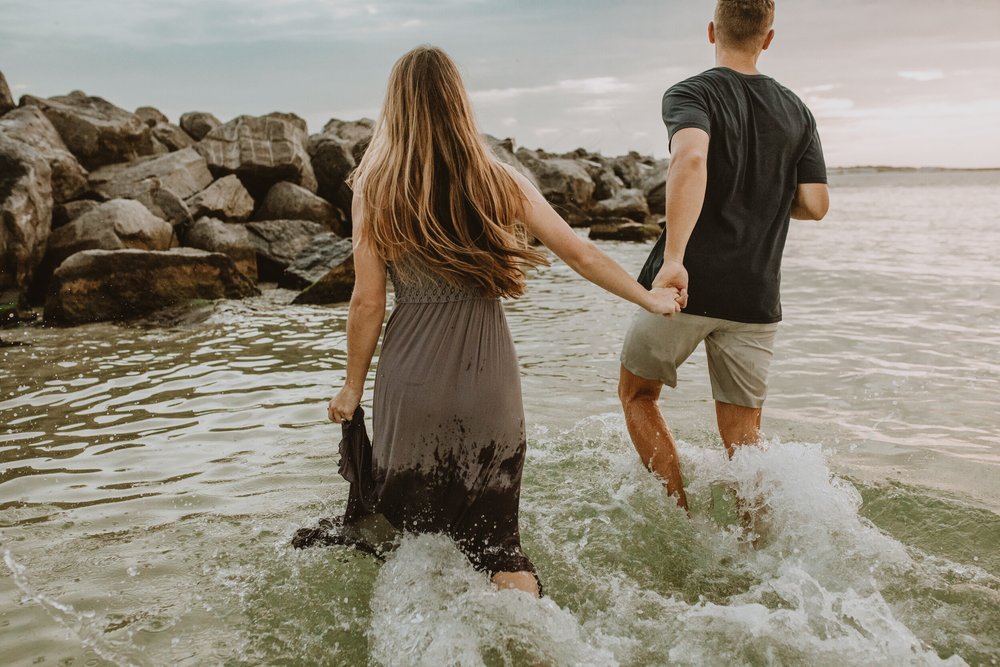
{"left": 387, "top": 255, "right": 489, "bottom": 305}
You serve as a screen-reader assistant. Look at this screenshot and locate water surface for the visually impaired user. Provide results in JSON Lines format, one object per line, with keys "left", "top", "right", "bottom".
{"left": 2, "top": 170, "right": 999, "bottom": 665}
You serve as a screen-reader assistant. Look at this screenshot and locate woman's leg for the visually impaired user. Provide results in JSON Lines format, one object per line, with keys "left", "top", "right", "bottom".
{"left": 492, "top": 571, "right": 540, "bottom": 597}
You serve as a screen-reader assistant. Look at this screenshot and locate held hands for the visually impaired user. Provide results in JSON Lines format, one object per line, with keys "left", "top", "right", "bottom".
{"left": 328, "top": 385, "right": 362, "bottom": 423}
{"left": 651, "top": 258, "right": 690, "bottom": 311}
{"left": 644, "top": 286, "right": 685, "bottom": 316}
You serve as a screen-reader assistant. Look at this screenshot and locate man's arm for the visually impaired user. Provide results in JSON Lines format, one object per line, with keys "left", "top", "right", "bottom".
{"left": 790, "top": 183, "right": 829, "bottom": 220}
{"left": 652, "top": 127, "right": 710, "bottom": 295}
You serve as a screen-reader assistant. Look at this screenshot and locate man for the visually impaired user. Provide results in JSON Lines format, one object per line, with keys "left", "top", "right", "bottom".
{"left": 619, "top": 0, "right": 829, "bottom": 511}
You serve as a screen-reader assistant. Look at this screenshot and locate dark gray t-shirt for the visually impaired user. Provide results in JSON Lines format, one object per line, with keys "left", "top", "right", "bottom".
{"left": 638, "top": 67, "right": 827, "bottom": 323}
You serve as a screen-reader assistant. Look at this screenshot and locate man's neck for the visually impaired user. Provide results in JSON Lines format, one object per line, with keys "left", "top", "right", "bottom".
{"left": 715, "top": 48, "right": 762, "bottom": 75}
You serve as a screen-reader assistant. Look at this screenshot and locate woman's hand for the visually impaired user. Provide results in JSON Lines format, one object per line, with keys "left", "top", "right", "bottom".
{"left": 328, "top": 386, "right": 362, "bottom": 423}
{"left": 643, "top": 286, "right": 683, "bottom": 317}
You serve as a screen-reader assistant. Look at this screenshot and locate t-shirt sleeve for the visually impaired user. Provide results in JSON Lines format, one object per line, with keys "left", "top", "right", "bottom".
{"left": 796, "top": 123, "right": 828, "bottom": 184}
{"left": 662, "top": 81, "right": 711, "bottom": 150}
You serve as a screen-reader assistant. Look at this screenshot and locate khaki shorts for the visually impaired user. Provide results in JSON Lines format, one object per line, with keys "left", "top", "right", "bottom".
{"left": 620, "top": 311, "right": 778, "bottom": 408}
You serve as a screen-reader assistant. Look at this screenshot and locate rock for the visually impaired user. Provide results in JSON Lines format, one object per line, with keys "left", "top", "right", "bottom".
{"left": 0, "top": 71, "right": 13, "bottom": 115}
{"left": 52, "top": 200, "right": 100, "bottom": 229}
{"left": 135, "top": 106, "right": 168, "bottom": 127}
{"left": 179, "top": 111, "right": 220, "bottom": 141}
{"left": 0, "top": 106, "right": 89, "bottom": 203}
{"left": 44, "top": 199, "right": 174, "bottom": 270}
{"left": 21, "top": 91, "right": 157, "bottom": 169}
{"left": 588, "top": 221, "right": 661, "bottom": 242}
{"left": 590, "top": 165, "right": 625, "bottom": 201}
{"left": 151, "top": 122, "right": 194, "bottom": 152}
{"left": 306, "top": 132, "right": 355, "bottom": 215}
{"left": 265, "top": 111, "right": 307, "bottom": 134}
{"left": 195, "top": 114, "right": 317, "bottom": 198}
{"left": 484, "top": 135, "right": 539, "bottom": 188}
{"left": 639, "top": 158, "right": 670, "bottom": 215}
{"left": 182, "top": 217, "right": 257, "bottom": 279}
{"left": 0, "top": 135, "right": 53, "bottom": 292}
{"left": 321, "top": 118, "right": 374, "bottom": 163}
{"left": 592, "top": 188, "right": 650, "bottom": 223}
{"left": 44, "top": 247, "right": 259, "bottom": 325}
{"left": 279, "top": 232, "right": 353, "bottom": 290}
{"left": 135, "top": 183, "right": 192, "bottom": 228}
{"left": 186, "top": 175, "right": 254, "bottom": 222}
{"left": 255, "top": 181, "right": 345, "bottom": 234}
{"left": 609, "top": 152, "right": 653, "bottom": 189}
{"left": 292, "top": 257, "right": 356, "bottom": 304}
{"left": 515, "top": 148, "right": 595, "bottom": 225}
{"left": 245, "top": 219, "right": 325, "bottom": 281}
{"left": 88, "top": 147, "right": 213, "bottom": 202}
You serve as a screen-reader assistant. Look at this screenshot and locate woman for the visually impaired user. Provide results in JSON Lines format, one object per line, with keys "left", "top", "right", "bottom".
{"left": 324, "top": 46, "right": 682, "bottom": 597}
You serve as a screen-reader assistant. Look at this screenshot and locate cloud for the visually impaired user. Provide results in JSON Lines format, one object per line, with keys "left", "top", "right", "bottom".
{"left": 800, "top": 83, "right": 839, "bottom": 94}
{"left": 898, "top": 69, "right": 945, "bottom": 82}
{"left": 471, "top": 77, "right": 633, "bottom": 102}
{"left": 805, "top": 95, "right": 855, "bottom": 115}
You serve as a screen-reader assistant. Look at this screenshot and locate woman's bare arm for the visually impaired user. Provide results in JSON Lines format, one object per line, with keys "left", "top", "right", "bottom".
{"left": 328, "top": 192, "right": 388, "bottom": 423}
{"left": 508, "top": 168, "right": 682, "bottom": 316}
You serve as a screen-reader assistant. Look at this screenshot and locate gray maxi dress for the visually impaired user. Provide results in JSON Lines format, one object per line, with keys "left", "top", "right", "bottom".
{"left": 295, "top": 256, "right": 536, "bottom": 580}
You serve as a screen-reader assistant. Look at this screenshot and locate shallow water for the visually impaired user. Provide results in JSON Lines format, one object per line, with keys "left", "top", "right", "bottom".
{"left": 2, "top": 170, "right": 999, "bottom": 666}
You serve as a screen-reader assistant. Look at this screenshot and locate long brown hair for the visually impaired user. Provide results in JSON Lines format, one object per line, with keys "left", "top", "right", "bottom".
{"left": 349, "top": 45, "right": 546, "bottom": 299}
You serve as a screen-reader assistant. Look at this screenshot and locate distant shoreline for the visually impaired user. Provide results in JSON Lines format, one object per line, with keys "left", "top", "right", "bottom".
{"left": 828, "top": 165, "right": 1000, "bottom": 174}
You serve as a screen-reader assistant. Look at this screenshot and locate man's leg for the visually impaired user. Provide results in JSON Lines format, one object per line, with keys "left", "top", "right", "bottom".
{"left": 619, "top": 365, "right": 689, "bottom": 510}
{"left": 715, "top": 401, "right": 763, "bottom": 458}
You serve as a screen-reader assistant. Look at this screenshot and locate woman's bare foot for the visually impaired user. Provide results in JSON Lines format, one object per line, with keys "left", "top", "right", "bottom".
{"left": 492, "top": 570, "right": 540, "bottom": 597}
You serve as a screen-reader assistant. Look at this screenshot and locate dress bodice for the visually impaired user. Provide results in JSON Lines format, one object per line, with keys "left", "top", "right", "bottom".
{"left": 388, "top": 256, "right": 491, "bottom": 304}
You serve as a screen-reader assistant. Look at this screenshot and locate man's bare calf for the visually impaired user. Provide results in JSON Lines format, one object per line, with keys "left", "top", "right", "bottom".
{"left": 618, "top": 365, "right": 689, "bottom": 511}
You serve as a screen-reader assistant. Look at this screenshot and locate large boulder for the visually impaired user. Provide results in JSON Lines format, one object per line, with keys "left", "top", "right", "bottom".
{"left": 321, "top": 118, "right": 374, "bottom": 163}
{"left": 306, "top": 132, "right": 355, "bottom": 215}
{"left": 255, "top": 181, "right": 345, "bottom": 235}
{"left": 44, "top": 199, "right": 173, "bottom": 270}
{"left": 135, "top": 106, "right": 169, "bottom": 127}
{"left": 88, "top": 147, "right": 213, "bottom": 202}
{"left": 0, "top": 106, "right": 88, "bottom": 203}
{"left": 195, "top": 114, "right": 317, "bottom": 198}
{"left": 588, "top": 220, "right": 661, "bottom": 243}
{"left": 151, "top": 122, "right": 195, "bottom": 152}
{"left": 186, "top": 175, "right": 254, "bottom": 222}
{"left": 0, "top": 71, "right": 14, "bottom": 115}
{"left": 484, "top": 135, "right": 539, "bottom": 188}
{"left": 515, "top": 148, "right": 595, "bottom": 225}
{"left": 245, "top": 219, "right": 325, "bottom": 281}
{"left": 21, "top": 91, "right": 158, "bottom": 169}
{"left": 183, "top": 217, "right": 257, "bottom": 279}
{"left": 591, "top": 188, "right": 650, "bottom": 223}
{"left": 0, "top": 136, "right": 53, "bottom": 291}
{"left": 44, "top": 247, "right": 259, "bottom": 325}
{"left": 279, "top": 232, "right": 353, "bottom": 290}
{"left": 52, "top": 200, "right": 100, "bottom": 229}
{"left": 639, "top": 158, "right": 670, "bottom": 215}
{"left": 179, "top": 111, "right": 220, "bottom": 141}
{"left": 291, "top": 237, "right": 355, "bottom": 305}
{"left": 562, "top": 149, "right": 623, "bottom": 201}
{"left": 609, "top": 152, "right": 654, "bottom": 189}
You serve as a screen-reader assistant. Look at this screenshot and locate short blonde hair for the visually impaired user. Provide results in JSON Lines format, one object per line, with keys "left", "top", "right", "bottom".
{"left": 714, "top": 0, "right": 775, "bottom": 49}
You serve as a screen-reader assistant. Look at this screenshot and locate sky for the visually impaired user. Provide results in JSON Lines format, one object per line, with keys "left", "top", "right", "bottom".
{"left": 1, "top": 0, "right": 998, "bottom": 168}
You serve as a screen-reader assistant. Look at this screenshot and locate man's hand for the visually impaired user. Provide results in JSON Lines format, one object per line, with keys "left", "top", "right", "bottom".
{"left": 652, "top": 259, "right": 689, "bottom": 309}
{"left": 643, "top": 286, "right": 683, "bottom": 317}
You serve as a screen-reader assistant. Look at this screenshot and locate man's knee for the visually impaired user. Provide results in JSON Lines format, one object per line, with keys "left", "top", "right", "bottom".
{"left": 618, "top": 365, "right": 662, "bottom": 409}
{"left": 715, "top": 401, "right": 762, "bottom": 447}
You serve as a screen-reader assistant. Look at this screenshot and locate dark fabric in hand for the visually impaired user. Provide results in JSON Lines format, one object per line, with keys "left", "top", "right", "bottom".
{"left": 338, "top": 406, "right": 377, "bottom": 523}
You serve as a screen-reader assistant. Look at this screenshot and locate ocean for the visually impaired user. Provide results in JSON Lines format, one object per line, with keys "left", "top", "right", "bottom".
{"left": 1, "top": 169, "right": 998, "bottom": 665}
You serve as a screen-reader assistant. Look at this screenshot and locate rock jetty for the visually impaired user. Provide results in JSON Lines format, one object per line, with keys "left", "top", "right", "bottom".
{"left": 0, "top": 71, "right": 668, "bottom": 327}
